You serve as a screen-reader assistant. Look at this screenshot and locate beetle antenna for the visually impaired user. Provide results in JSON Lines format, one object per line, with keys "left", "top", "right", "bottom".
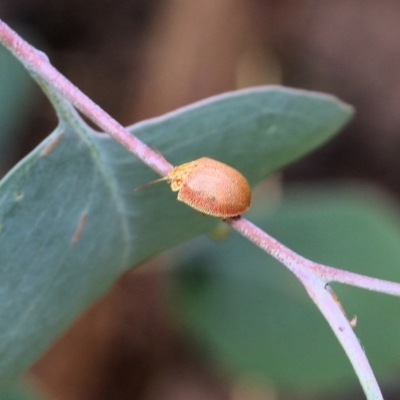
{"left": 135, "top": 176, "right": 169, "bottom": 191}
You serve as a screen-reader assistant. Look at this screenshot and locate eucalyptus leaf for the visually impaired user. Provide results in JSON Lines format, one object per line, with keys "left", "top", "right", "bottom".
{"left": 0, "top": 382, "right": 45, "bottom": 400}
{"left": 0, "top": 85, "right": 352, "bottom": 389}
{"left": 0, "top": 43, "right": 35, "bottom": 174}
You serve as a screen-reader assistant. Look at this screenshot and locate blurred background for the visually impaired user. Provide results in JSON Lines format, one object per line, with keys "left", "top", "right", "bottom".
{"left": 2, "top": 1, "right": 400, "bottom": 399}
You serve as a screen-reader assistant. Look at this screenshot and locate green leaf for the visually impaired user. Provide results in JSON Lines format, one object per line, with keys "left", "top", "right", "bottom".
{"left": 0, "top": 381, "right": 45, "bottom": 400}
{"left": 0, "top": 85, "right": 352, "bottom": 390}
{"left": 173, "top": 186, "right": 400, "bottom": 392}
{"left": 0, "top": 43, "right": 36, "bottom": 174}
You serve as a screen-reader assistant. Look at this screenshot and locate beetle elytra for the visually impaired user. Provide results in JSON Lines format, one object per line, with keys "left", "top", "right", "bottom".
{"left": 138, "top": 157, "right": 251, "bottom": 218}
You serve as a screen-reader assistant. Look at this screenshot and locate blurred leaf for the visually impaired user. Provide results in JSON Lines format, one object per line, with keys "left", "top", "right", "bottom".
{"left": 0, "top": 43, "right": 36, "bottom": 173}
{"left": 0, "top": 381, "right": 45, "bottom": 400}
{"left": 173, "top": 185, "right": 400, "bottom": 391}
{"left": 0, "top": 85, "right": 352, "bottom": 390}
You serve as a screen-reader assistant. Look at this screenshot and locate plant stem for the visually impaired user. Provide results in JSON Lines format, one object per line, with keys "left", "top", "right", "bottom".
{"left": 228, "top": 217, "right": 384, "bottom": 400}
{"left": 0, "top": 20, "right": 172, "bottom": 177}
{"left": 228, "top": 217, "right": 400, "bottom": 296}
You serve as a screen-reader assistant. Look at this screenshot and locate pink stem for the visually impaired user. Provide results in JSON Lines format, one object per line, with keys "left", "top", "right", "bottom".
{"left": 228, "top": 216, "right": 385, "bottom": 399}
{"left": 229, "top": 217, "right": 400, "bottom": 296}
{"left": 0, "top": 19, "right": 172, "bottom": 177}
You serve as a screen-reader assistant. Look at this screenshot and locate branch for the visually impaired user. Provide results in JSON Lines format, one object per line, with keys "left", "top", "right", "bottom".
{"left": 0, "top": 20, "right": 172, "bottom": 177}
{"left": 228, "top": 217, "right": 384, "bottom": 399}
{"left": 228, "top": 217, "right": 400, "bottom": 296}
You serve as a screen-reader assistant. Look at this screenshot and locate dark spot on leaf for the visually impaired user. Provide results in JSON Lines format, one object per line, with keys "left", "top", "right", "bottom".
{"left": 15, "top": 191, "right": 24, "bottom": 200}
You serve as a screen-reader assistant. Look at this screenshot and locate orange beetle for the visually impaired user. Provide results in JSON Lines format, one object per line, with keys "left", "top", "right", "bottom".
{"left": 144, "top": 157, "right": 251, "bottom": 218}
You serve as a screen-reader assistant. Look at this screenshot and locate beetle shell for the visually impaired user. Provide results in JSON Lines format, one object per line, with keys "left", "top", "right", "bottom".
{"left": 167, "top": 157, "right": 251, "bottom": 218}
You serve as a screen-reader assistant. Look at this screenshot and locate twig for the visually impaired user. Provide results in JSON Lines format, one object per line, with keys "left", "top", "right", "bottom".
{"left": 0, "top": 20, "right": 172, "bottom": 177}
{"left": 228, "top": 217, "right": 400, "bottom": 400}
{"left": 228, "top": 217, "right": 400, "bottom": 296}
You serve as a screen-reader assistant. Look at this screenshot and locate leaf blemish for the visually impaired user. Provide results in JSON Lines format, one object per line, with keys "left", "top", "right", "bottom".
{"left": 41, "top": 132, "right": 64, "bottom": 157}
{"left": 15, "top": 191, "right": 24, "bottom": 200}
{"left": 72, "top": 213, "right": 87, "bottom": 245}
